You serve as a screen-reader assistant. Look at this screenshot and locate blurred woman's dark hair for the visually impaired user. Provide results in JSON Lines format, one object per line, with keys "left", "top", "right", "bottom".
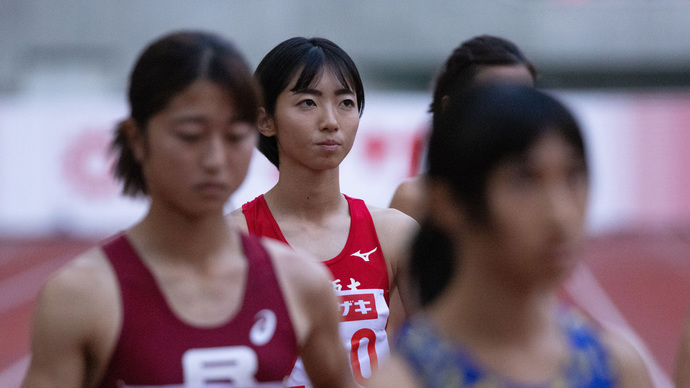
{"left": 413, "top": 83, "right": 586, "bottom": 306}
{"left": 429, "top": 35, "right": 537, "bottom": 116}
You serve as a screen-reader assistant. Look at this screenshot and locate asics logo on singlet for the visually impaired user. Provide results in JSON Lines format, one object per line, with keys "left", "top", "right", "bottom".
{"left": 350, "top": 247, "right": 377, "bottom": 262}
{"left": 250, "top": 309, "right": 277, "bottom": 346}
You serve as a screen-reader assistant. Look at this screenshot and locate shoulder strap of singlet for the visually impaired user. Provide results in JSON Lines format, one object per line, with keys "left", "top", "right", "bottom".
{"left": 100, "top": 232, "right": 167, "bottom": 308}
{"left": 238, "top": 232, "right": 292, "bottom": 311}
{"left": 342, "top": 194, "right": 383, "bottom": 252}
{"left": 343, "top": 194, "right": 368, "bottom": 222}
{"left": 239, "top": 232, "right": 274, "bottom": 283}
{"left": 101, "top": 233, "right": 152, "bottom": 286}
{"left": 559, "top": 308, "right": 618, "bottom": 386}
{"left": 241, "top": 195, "right": 262, "bottom": 236}
{"left": 242, "top": 195, "right": 289, "bottom": 243}
{"left": 238, "top": 232, "right": 298, "bottom": 347}
{"left": 101, "top": 232, "right": 135, "bottom": 265}
{"left": 395, "top": 318, "right": 477, "bottom": 386}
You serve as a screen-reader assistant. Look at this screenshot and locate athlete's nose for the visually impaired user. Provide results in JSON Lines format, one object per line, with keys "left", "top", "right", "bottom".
{"left": 202, "top": 133, "right": 225, "bottom": 170}
{"left": 321, "top": 104, "right": 339, "bottom": 132}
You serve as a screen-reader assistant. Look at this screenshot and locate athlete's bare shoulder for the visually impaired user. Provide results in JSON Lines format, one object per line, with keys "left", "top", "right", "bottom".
{"left": 600, "top": 323, "right": 654, "bottom": 387}
{"left": 368, "top": 204, "right": 420, "bottom": 233}
{"left": 40, "top": 246, "right": 121, "bottom": 344}
{"left": 367, "top": 204, "right": 419, "bottom": 261}
{"left": 23, "top": 246, "right": 120, "bottom": 387}
{"left": 367, "top": 354, "right": 420, "bottom": 388}
{"left": 389, "top": 175, "right": 425, "bottom": 223}
{"left": 41, "top": 247, "right": 118, "bottom": 315}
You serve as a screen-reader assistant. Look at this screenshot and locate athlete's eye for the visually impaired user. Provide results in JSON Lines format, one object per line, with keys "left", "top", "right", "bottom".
{"left": 299, "top": 99, "right": 317, "bottom": 107}
{"left": 225, "top": 133, "right": 246, "bottom": 143}
{"left": 225, "top": 124, "right": 254, "bottom": 143}
{"left": 176, "top": 131, "right": 202, "bottom": 143}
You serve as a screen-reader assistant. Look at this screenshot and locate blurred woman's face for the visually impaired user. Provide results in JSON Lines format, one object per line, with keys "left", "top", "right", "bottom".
{"left": 480, "top": 131, "right": 589, "bottom": 286}
{"left": 136, "top": 79, "right": 257, "bottom": 217}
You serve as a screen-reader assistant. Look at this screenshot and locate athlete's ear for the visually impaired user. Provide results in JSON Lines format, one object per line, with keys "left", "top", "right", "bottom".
{"left": 122, "top": 117, "right": 146, "bottom": 163}
{"left": 257, "top": 107, "right": 276, "bottom": 138}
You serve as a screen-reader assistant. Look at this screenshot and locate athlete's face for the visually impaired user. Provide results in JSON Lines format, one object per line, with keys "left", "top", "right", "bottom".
{"left": 135, "top": 79, "right": 256, "bottom": 216}
{"left": 266, "top": 66, "right": 360, "bottom": 171}
{"left": 478, "top": 131, "right": 589, "bottom": 286}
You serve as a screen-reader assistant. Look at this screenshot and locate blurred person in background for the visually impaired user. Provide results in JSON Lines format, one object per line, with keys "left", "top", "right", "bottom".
{"left": 387, "top": 34, "right": 537, "bottom": 332}
{"left": 388, "top": 34, "right": 536, "bottom": 224}
{"left": 368, "top": 83, "right": 651, "bottom": 387}
{"left": 226, "top": 36, "right": 418, "bottom": 388}
{"left": 21, "top": 30, "right": 353, "bottom": 388}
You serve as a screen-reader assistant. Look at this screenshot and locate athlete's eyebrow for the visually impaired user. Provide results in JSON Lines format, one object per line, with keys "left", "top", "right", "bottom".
{"left": 170, "top": 113, "right": 243, "bottom": 125}
{"left": 290, "top": 87, "right": 354, "bottom": 96}
{"left": 170, "top": 114, "right": 206, "bottom": 125}
{"left": 291, "top": 87, "right": 322, "bottom": 96}
{"left": 335, "top": 88, "right": 355, "bottom": 96}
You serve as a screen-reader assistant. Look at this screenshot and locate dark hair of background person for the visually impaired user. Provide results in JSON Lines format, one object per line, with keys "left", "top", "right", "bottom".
{"left": 253, "top": 36, "right": 365, "bottom": 168}
{"left": 111, "top": 30, "right": 262, "bottom": 197}
{"left": 412, "top": 83, "right": 586, "bottom": 307}
{"left": 411, "top": 35, "right": 538, "bottom": 306}
{"left": 429, "top": 34, "right": 537, "bottom": 115}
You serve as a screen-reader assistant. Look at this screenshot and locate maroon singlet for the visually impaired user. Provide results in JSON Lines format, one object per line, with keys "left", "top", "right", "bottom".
{"left": 97, "top": 232, "right": 297, "bottom": 387}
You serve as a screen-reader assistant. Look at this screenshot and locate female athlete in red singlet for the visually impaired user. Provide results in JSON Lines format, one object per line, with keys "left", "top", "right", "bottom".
{"left": 226, "top": 37, "right": 418, "bottom": 388}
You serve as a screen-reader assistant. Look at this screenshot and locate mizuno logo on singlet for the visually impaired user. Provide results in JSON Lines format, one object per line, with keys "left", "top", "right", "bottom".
{"left": 350, "top": 247, "right": 377, "bottom": 262}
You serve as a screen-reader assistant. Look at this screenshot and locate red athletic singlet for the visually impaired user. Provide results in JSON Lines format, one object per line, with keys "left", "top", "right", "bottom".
{"left": 242, "top": 194, "right": 390, "bottom": 387}
{"left": 97, "top": 233, "right": 297, "bottom": 388}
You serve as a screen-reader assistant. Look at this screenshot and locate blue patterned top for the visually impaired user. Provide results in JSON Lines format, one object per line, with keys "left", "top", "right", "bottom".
{"left": 395, "top": 308, "right": 617, "bottom": 387}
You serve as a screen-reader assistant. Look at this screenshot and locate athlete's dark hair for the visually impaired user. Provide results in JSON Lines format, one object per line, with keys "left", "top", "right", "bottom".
{"left": 412, "top": 83, "right": 587, "bottom": 306}
{"left": 429, "top": 35, "right": 536, "bottom": 115}
{"left": 254, "top": 36, "right": 365, "bottom": 168}
{"left": 111, "top": 30, "right": 261, "bottom": 197}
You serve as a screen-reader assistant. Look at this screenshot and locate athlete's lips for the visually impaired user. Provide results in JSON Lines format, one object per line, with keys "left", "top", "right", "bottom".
{"left": 316, "top": 139, "right": 341, "bottom": 146}
{"left": 316, "top": 139, "right": 342, "bottom": 151}
{"left": 194, "top": 182, "right": 229, "bottom": 196}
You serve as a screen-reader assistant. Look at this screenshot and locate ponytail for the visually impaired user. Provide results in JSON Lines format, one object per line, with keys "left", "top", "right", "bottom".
{"left": 410, "top": 220, "right": 457, "bottom": 306}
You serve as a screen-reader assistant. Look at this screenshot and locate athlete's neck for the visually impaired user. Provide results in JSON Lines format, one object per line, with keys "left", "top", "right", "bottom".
{"left": 267, "top": 166, "right": 345, "bottom": 219}
{"left": 130, "top": 203, "right": 237, "bottom": 266}
{"left": 431, "top": 271, "right": 567, "bottom": 385}
{"left": 432, "top": 260, "right": 559, "bottom": 345}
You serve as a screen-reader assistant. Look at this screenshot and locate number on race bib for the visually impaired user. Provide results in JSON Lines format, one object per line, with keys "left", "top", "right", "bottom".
{"left": 182, "top": 346, "right": 258, "bottom": 385}
{"left": 350, "top": 328, "right": 378, "bottom": 385}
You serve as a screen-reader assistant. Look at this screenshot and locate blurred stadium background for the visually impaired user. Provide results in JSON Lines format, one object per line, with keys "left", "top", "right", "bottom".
{"left": 2, "top": 1, "right": 690, "bottom": 386}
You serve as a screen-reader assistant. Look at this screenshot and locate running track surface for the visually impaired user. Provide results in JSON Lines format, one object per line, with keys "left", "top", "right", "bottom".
{"left": 2, "top": 225, "right": 689, "bottom": 387}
